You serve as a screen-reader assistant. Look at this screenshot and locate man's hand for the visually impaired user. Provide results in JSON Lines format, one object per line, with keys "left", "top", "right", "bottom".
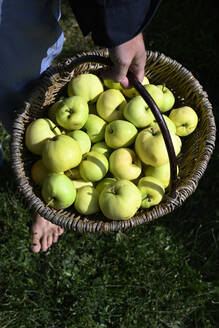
{"left": 102, "top": 33, "right": 146, "bottom": 88}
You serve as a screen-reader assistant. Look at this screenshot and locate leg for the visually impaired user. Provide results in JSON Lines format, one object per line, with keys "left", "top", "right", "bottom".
{"left": 0, "top": 0, "right": 65, "bottom": 252}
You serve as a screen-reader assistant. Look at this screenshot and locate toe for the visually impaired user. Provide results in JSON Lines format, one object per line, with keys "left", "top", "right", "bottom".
{"left": 58, "top": 226, "right": 64, "bottom": 235}
{"left": 53, "top": 231, "right": 59, "bottom": 243}
{"left": 41, "top": 235, "right": 49, "bottom": 252}
{"left": 31, "top": 232, "right": 41, "bottom": 253}
{"left": 47, "top": 234, "right": 53, "bottom": 249}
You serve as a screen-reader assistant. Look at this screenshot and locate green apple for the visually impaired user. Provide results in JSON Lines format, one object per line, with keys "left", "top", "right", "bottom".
{"left": 137, "top": 176, "right": 165, "bottom": 208}
{"left": 31, "top": 159, "right": 50, "bottom": 186}
{"left": 135, "top": 126, "right": 182, "bottom": 167}
{"left": 79, "top": 151, "right": 108, "bottom": 182}
{"left": 99, "top": 179, "right": 142, "bottom": 220}
{"left": 149, "top": 114, "right": 176, "bottom": 134}
{"left": 25, "top": 118, "right": 61, "bottom": 155}
{"left": 121, "top": 76, "right": 150, "bottom": 99}
{"left": 74, "top": 186, "right": 100, "bottom": 215}
{"left": 96, "top": 89, "right": 127, "bottom": 122}
{"left": 103, "top": 79, "right": 123, "bottom": 91}
{"left": 123, "top": 95, "right": 154, "bottom": 128}
{"left": 156, "top": 85, "right": 175, "bottom": 112}
{"left": 71, "top": 179, "right": 93, "bottom": 189}
{"left": 91, "top": 141, "right": 112, "bottom": 158}
{"left": 67, "top": 73, "right": 104, "bottom": 103}
{"left": 41, "top": 173, "right": 76, "bottom": 209}
{"left": 95, "top": 177, "right": 117, "bottom": 194}
{"left": 82, "top": 114, "right": 107, "bottom": 143}
{"left": 42, "top": 134, "right": 82, "bottom": 173}
{"left": 55, "top": 96, "right": 89, "bottom": 130}
{"left": 65, "top": 167, "right": 81, "bottom": 180}
{"left": 67, "top": 129, "right": 91, "bottom": 155}
{"left": 109, "top": 148, "right": 142, "bottom": 180}
{"left": 144, "top": 162, "right": 179, "bottom": 189}
{"left": 105, "top": 119, "right": 138, "bottom": 149}
{"left": 144, "top": 84, "right": 164, "bottom": 110}
{"left": 169, "top": 106, "right": 198, "bottom": 136}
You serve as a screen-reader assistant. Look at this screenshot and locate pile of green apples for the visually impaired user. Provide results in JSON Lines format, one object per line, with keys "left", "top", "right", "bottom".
{"left": 25, "top": 72, "right": 198, "bottom": 220}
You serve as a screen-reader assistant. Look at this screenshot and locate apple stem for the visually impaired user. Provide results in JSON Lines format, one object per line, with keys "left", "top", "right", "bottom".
{"left": 46, "top": 199, "right": 54, "bottom": 207}
{"left": 151, "top": 127, "right": 156, "bottom": 136}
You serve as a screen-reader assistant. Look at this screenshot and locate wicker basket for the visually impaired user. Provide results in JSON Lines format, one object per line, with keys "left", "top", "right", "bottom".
{"left": 11, "top": 48, "right": 216, "bottom": 232}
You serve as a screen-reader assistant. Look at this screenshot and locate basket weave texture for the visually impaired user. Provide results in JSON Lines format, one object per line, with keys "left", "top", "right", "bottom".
{"left": 11, "top": 49, "right": 216, "bottom": 232}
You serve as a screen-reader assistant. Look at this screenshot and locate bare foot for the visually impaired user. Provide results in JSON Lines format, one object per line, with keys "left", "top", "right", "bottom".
{"left": 30, "top": 213, "right": 64, "bottom": 253}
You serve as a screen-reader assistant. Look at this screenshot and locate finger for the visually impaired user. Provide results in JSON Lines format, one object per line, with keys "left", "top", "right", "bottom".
{"left": 100, "top": 63, "right": 129, "bottom": 84}
{"left": 128, "top": 52, "right": 146, "bottom": 83}
{"left": 119, "top": 76, "right": 131, "bottom": 89}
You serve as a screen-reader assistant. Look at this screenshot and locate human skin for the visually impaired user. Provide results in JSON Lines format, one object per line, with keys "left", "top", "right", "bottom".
{"left": 101, "top": 33, "right": 146, "bottom": 88}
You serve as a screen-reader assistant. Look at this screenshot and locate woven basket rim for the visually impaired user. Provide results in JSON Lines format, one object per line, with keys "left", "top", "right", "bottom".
{"left": 11, "top": 48, "right": 216, "bottom": 232}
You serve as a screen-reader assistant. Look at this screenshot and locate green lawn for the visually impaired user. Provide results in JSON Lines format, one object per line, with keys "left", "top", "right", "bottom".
{"left": 0, "top": 1, "right": 218, "bottom": 327}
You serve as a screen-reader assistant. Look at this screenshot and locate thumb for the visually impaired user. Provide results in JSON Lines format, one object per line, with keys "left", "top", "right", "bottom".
{"left": 100, "top": 62, "right": 129, "bottom": 84}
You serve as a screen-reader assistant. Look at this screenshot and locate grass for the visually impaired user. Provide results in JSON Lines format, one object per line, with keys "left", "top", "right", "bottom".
{"left": 0, "top": 0, "right": 218, "bottom": 327}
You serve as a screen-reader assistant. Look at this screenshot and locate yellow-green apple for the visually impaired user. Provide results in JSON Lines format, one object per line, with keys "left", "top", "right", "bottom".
{"left": 149, "top": 114, "right": 176, "bottom": 134}
{"left": 41, "top": 173, "right": 76, "bottom": 209}
{"left": 156, "top": 85, "right": 175, "bottom": 112}
{"left": 79, "top": 151, "right": 108, "bottom": 182}
{"left": 103, "top": 79, "right": 123, "bottom": 91}
{"left": 67, "top": 129, "right": 91, "bottom": 155}
{"left": 96, "top": 89, "right": 127, "bottom": 122}
{"left": 65, "top": 167, "right": 81, "bottom": 180}
{"left": 42, "top": 134, "right": 82, "bottom": 173}
{"left": 95, "top": 177, "right": 117, "bottom": 194}
{"left": 144, "top": 84, "right": 164, "bottom": 110}
{"left": 82, "top": 114, "right": 107, "bottom": 143}
{"left": 55, "top": 96, "right": 89, "bottom": 130}
{"left": 109, "top": 148, "right": 142, "bottom": 180}
{"left": 67, "top": 73, "right": 104, "bottom": 103}
{"left": 105, "top": 119, "right": 138, "bottom": 149}
{"left": 71, "top": 179, "right": 93, "bottom": 189}
{"left": 137, "top": 176, "right": 165, "bottom": 208}
{"left": 144, "top": 162, "right": 179, "bottom": 189}
{"left": 99, "top": 179, "right": 142, "bottom": 220}
{"left": 123, "top": 95, "right": 154, "bottom": 128}
{"left": 135, "top": 126, "right": 182, "bottom": 167}
{"left": 91, "top": 141, "right": 112, "bottom": 159}
{"left": 121, "top": 76, "right": 150, "bottom": 99}
{"left": 25, "top": 118, "right": 61, "bottom": 155}
{"left": 74, "top": 186, "right": 100, "bottom": 215}
{"left": 169, "top": 106, "right": 198, "bottom": 136}
{"left": 31, "top": 159, "right": 50, "bottom": 186}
